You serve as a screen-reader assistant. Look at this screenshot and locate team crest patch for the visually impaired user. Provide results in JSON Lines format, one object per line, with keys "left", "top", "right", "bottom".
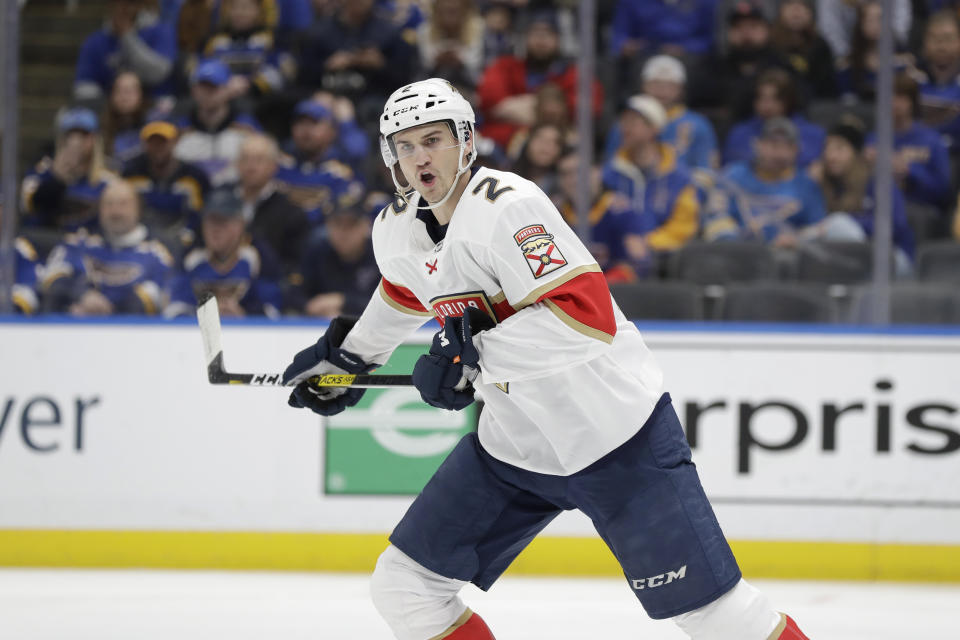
{"left": 514, "top": 224, "right": 567, "bottom": 279}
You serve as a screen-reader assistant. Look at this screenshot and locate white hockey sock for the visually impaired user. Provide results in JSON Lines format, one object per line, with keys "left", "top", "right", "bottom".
{"left": 671, "top": 578, "right": 782, "bottom": 640}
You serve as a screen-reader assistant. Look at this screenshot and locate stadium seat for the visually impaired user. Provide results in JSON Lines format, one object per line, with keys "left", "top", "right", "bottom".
{"left": 716, "top": 283, "right": 837, "bottom": 323}
{"left": 796, "top": 241, "right": 875, "bottom": 284}
{"left": 916, "top": 241, "right": 960, "bottom": 283}
{"left": 850, "top": 283, "right": 960, "bottom": 324}
{"left": 609, "top": 281, "right": 704, "bottom": 321}
{"left": 667, "top": 241, "right": 776, "bottom": 285}
{"left": 905, "top": 202, "right": 947, "bottom": 244}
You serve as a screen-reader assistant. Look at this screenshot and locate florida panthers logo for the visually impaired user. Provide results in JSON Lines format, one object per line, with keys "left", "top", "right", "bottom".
{"left": 513, "top": 224, "right": 567, "bottom": 279}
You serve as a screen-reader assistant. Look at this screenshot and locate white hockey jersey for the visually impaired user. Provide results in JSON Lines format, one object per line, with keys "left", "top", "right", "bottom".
{"left": 342, "top": 167, "right": 665, "bottom": 475}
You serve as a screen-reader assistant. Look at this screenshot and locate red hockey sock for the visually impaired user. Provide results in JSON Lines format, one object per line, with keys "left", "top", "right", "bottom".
{"left": 771, "top": 614, "right": 810, "bottom": 640}
{"left": 436, "top": 611, "right": 495, "bottom": 639}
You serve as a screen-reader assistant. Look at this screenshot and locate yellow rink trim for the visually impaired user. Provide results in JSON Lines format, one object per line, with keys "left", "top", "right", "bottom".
{"left": 1, "top": 530, "right": 958, "bottom": 582}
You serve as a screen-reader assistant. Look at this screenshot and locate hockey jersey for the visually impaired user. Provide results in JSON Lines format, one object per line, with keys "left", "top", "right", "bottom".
{"left": 341, "top": 167, "right": 665, "bottom": 475}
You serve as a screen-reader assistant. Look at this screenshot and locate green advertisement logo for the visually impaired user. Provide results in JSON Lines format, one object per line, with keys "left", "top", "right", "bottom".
{"left": 324, "top": 343, "right": 479, "bottom": 495}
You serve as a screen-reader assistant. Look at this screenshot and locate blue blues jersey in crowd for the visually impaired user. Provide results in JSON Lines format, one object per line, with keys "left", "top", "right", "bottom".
{"left": 918, "top": 69, "right": 960, "bottom": 151}
{"left": 721, "top": 162, "right": 827, "bottom": 242}
{"left": 867, "top": 122, "right": 952, "bottom": 210}
{"left": 274, "top": 154, "right": 364, "bottom": 225}
{"left": 75, "top": 17, "right": 177, "bottom": 97}
{"left": 165, "top": 245, "right": 282, "bottom": 318}
{"left": 111, "top": 128, "right": 144, "bottom": 166}
{"left": 20, "top": 160, "right": 110, "bottom": 230}
{"left": 609, "top": 0, "right": 717, "bottom": 56}
{"left": 13, "top": 237, "right": 41, "bottom": 314}
{"left": 604, "top": 106, "right": 719, "bottom": 169}
{"left": 850, "top": 180, "right": 916, "bottom": 260}
{"left": 602, "top": 144, "right": 701, "bottom": 251}
{"left": 559, "top": 191, "right": 649, "bottom": 277}
{"left": 124, "top": 153, "right": 211, "bottom": 229}
{"left": 723, "top": 115, "right": 826, "bottom": 169}
{"left": 203, "top": 29, "right": 296, "bottom": 94}
{"left": 43, "top": 226, "right": 174, "bottom": 314}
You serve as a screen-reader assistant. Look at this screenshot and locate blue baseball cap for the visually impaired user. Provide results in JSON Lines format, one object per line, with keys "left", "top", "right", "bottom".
{"left": 293, "top": 100, "right": 333, "bottom": 122}
{"left": 59, "top": 107, "right": 99, "bottom": 134}
{"left": 191, "top": 60, "right": 231, "bottom": 87}
{"left": 202, "top": 188, "right": 244, "bottom": 218}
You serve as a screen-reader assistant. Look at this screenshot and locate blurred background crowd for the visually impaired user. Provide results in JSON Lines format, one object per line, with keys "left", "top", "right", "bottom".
{"left": 4, "top": 0, "right": 960, "bottom": 323}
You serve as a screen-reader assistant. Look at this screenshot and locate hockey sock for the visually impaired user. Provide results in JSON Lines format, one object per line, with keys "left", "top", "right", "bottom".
{"left": 768, "top": 613, "right": 810, "bottom": 640}
{"left": 431, "top": 610, "right": 495, "bottom": 640}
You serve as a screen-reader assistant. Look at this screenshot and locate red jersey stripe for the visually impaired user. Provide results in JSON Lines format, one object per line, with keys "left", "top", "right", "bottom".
{"left": 536, "top": 271, "right": 617, "bottom": 342}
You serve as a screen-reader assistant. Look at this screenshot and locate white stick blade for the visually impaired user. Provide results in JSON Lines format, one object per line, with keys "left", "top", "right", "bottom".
{"left": 196, "top": 293, "right": 223, "bottom": 367}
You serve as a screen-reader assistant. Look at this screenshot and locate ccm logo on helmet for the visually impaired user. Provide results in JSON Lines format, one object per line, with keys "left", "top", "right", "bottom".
{"left": 392, "top": 106, "right": 419, "bottom": 116}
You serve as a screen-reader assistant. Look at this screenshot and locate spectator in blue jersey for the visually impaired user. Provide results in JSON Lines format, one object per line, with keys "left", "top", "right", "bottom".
{"left": 297, "top": 201, "right": 380, "bottom": 318}
{"left": 604, "top": 55, "right": 718, "bottom": 169}
{"left": 814, "top": 117, "right": 915, "bottom": 274}
{"left": 233, "top": 134, "right": 309, "bottom": 276}
{"left": 21, "top": 108, "right": 115, "bottom": 231}
{"left": 101, "top": 72, "right": 150, "bottom": 166}
{"left": 123, "top": 119, "right": 211, "bottom": 235}
{"left": 836, "top": 1, "right": 917, "bottom": 105}
{"left": 282, "top": 96, "right": 370, "bottom": 175}
{"left": 299, "top": 0, "right": 417, "bottom": 121}
{"left": 865, "top": 74, "right": 951, "bottom": 212}
{"left": 720, "top": 117, "right": 827, "bottom": 245}
{"left": 553, "top": 150, "right": 650, "bottom": 283}
{"left": 275, "top": 99, "right": 365, "bottom": 225}
{"left": 74, "top": 0, "right": 177, "bottom": 102}
{"left": 610, "top": 0, "right": 717, "bottom": 60}
{"left": 174, "top": 59, "right": 260, "bottom": 186}
{"left": 42, "top": 180, "right": 174, "bottom": 315}
{"left": 201, "top": 0, "right": 297, "bottom": 102}
{"left": 603, "top": 96, "right": 701, "bottom": 260}
{"left": 916, "top": 10, "right": 960, "bottom": 151}
{"left": 723, "top": 68, "right": 826, "bottom": 169}
{"left": 165, "top": 188, "right": 282, "bottom": 318}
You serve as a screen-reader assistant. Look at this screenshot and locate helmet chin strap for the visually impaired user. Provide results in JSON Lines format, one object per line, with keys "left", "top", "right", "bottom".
{"left": 392, "top": 140, "right": 474, "bottom": 212}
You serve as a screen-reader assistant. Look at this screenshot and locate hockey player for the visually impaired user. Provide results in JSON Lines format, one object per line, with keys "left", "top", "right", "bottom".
{"left": 282, "top": 79, "right": 812, "bottom": 640}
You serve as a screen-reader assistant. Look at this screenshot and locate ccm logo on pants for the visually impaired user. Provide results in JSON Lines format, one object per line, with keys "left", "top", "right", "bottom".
{"left": 631, "top": 566, "right": 687, "bottom": 590}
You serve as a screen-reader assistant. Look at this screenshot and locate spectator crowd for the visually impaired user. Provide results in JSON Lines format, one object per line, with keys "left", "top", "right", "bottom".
{"left": 8, "top": 0, "right": 960, "bottom": 321}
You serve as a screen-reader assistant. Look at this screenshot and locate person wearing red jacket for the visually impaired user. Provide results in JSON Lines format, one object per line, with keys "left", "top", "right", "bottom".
{"left": 476, "top": 10, "right": 602, "bottom": 148}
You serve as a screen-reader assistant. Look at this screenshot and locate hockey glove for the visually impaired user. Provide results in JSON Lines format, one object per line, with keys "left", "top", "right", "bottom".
{"left": 413, "top": 307, "right": 495, "bottom": 411}
{"left": 282, "top": 316, "right": 375, "bottom": 416}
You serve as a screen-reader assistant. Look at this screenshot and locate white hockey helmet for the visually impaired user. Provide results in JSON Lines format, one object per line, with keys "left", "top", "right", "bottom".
{"left": 379, "top": 78, "right": 477, "bottom": 208}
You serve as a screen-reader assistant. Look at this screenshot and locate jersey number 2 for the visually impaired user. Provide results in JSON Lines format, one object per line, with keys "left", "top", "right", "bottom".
{"left": 472, "top": 177, "right": 514, "bottom": 203}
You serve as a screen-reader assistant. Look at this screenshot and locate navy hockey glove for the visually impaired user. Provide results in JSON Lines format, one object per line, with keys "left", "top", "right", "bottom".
{"left": 282, "top": 316, "right": 375, "bottom": 416}
{"left": 412, "top": 307, "right": 495, "bottom": 411}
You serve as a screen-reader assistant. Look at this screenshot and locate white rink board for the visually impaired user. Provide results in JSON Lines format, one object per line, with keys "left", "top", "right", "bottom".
{"left": 1, "top": 321, "right": 958, "bottom": 544}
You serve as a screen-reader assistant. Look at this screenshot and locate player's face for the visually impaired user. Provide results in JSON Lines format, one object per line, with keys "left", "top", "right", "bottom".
{"left": 393, "top": 123, "right": 464, "bottom": 203}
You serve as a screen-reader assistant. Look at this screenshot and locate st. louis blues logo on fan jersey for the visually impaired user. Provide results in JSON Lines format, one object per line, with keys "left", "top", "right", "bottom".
{"left": 513, "top": 224, "right": 567, "bottom": 279}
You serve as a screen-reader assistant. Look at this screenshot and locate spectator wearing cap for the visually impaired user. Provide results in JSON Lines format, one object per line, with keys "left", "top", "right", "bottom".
{"left": 688, "top": 2, "right": 794, "bottom": 125}
{"left": 74, "top": 0, "right": 177, "bottom": 102}
{"left": 812, "top": 117, "right": 915, "bottom": 274}
{"left": 201, "top": 0, "right": 297, "bottom": 102}
{"left": 603, "top": 96, "right": 701, "bottom": 258}
{"left": 296, "top": 199, "right": 379, "bottom": 317}
{"left": 477, "top": 10, "right": 603, "bottom": 148}
{"left": 21, "top": 108, "right": 115, "bottom": 231}
{"left": 865, "top": 74, "right": 951, "bottom": 215}
{"left": 42, "top": 179, "right": 174, "bottom": 315}
{"left": 417, "top": 0, "right": 486, "bottom": 87}
{"left": 233, "top": 134, "right": 309, "bottom": 276}
{"left": 770, "top": 0, "right": 837, "bottom": 100}
{"left": 299, "top": 0, "right": 417, "bottom": 121}
{"left": 165, "top": 187, "right": 282, "bottom": 318}
{"left": 916, "top": 10, "right": 960, "bottom": 152}
{"left": 609, "top": 0, "right": 717, "bottom": 76}
{"left": 718, "top": 117, "right": 827, "bottom": 245}
{"left": 123, "top": 119, "right": 211, "bottom": 234}
{"left": 817, "top": 0, "right": 911, "bottom": 61}
{"left": 275, "top": 98, "right": 366, "bottom": 226}
{"left": 282, "top": 95, "right": 370, "bottom": 175}
{"left": 553, "top": 150, "right": 650, "bottom": 282}
{"left": 605, "top": 55, "right": 718, "bottom": 169}
{"left": 174, "top": 59, "right": 261, "bottom": 186}
{"left": 723, "top": 68, "right": 826, "bottom": 169}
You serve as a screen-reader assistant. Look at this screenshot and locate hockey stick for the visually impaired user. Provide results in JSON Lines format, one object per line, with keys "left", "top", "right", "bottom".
{"left": 196, "top": 293, "right": 414, "bottom": 388}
